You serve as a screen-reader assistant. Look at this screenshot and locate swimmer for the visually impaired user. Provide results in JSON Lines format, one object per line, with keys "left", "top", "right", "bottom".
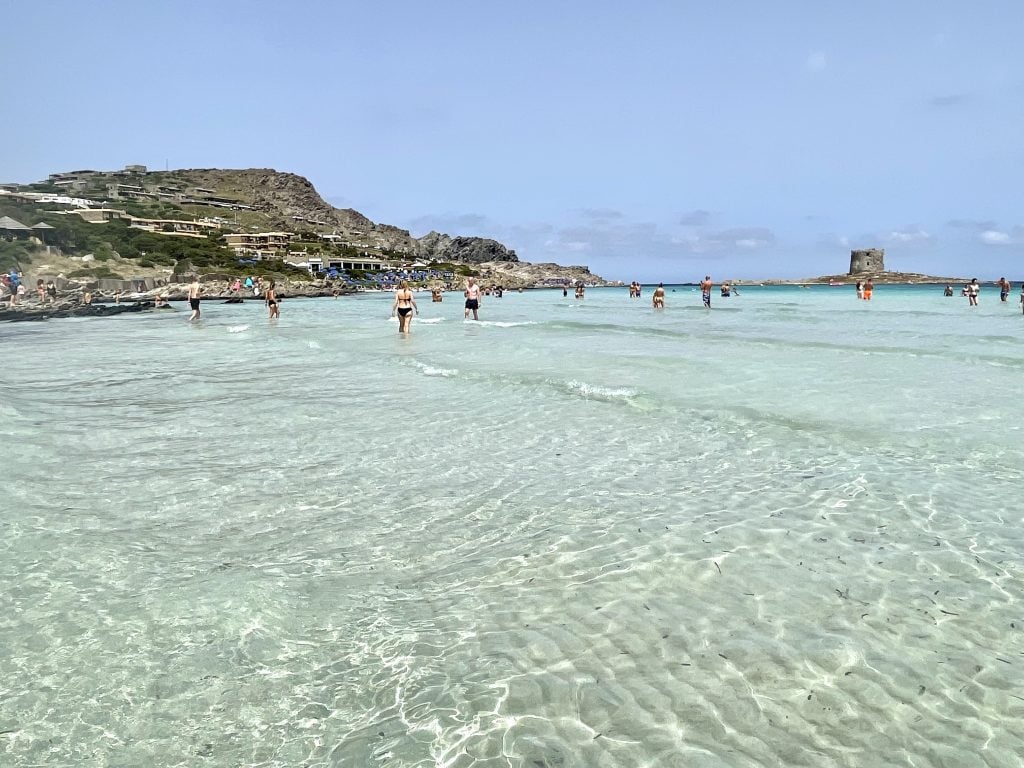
{"left": 464, "top": 277, "right": 481, "bottom": 320}
{"left": 392, "top": 280, "right": 418, "bottom": 332}
{"left": 699, "top": 275, "right": 712, "bottom": 308}
{"left": 968, "top": 278, "right": 980, "bottom": 306}
{"left": 265, "top": 281, "right": 279, "bottom": 319}
{"left": 652, "top": 283, "right": 665, "bottom": 309}
{"left": 187, "top": 277, "right": 201, "bottom": 320}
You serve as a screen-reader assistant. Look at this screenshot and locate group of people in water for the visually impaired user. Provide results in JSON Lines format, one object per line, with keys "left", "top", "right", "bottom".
{"left": 636, "top": 276, "right": 737, "bottom": 309}
{"left": 391, "top": 276, "right": 487, "bottom": 332}
{"left": 941, "top": 277, "right": 1023, "bottom": 311}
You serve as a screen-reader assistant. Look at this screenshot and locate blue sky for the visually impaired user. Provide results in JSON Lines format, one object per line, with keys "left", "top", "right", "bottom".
{"left": 3, "top": 1, "right": 1023, "bottom": 280}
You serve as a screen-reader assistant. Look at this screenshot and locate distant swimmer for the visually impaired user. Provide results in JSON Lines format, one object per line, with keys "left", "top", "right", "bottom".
{"left": 464, "top": 277, "right": 482, "bottom": 320}
{"left": 856, "top": 281, "right": 864, "bottom": 299}
{"left": 562, "top": 285, "right": 568, "bottom": 297}
{"left": 188, "top": 277, "right": 201, "bottom": 321}
{"left": 862, "top": 278, "right": 874, "bottom": 301}
{"left": 968, "top": 277, "right": 980, "bottom": 306}
{"left": 392, "top": 280, "right": 418, "bottom": 333}
{"left": 1020, "top": 284, "right": 1024, "bottom": 315}
{"left": 997, "top": 277, "right": 1010, "bottom": 302}
{"left": 699, "top": 275, "right": 712, "bottom": 308}
{"left": 265, "top": 281, "right": 280, "bottom": 319}
{"left": 943, "top": 284, "right": 953, "bottom": 297}
{"left": 652, "top": 283, "right": 665, "bottom": 309}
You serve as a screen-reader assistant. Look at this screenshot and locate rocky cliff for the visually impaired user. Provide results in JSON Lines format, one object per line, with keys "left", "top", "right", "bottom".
{"left": 170, "top": 169, "right": 518, "bottom": 263}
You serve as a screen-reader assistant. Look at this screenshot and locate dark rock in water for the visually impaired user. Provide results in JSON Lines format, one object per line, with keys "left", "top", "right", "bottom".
{"left": 0, "top": 301, "right": 155, "bottom": 322}
{"left": 223, "top": 297, "right": 245, "bottom": 304}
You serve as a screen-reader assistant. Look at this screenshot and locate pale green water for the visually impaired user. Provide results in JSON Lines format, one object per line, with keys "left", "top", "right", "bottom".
{"left": 1, "top": 285, "right": 1022, "bottom": 767}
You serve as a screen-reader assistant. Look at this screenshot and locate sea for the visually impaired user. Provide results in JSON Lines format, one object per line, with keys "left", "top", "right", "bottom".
{"left": 1, "top": 284, "right": 1022, "bottom": 767}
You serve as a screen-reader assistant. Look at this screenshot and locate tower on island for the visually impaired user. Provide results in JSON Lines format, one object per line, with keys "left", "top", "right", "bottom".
{"left": 849, "top": 248, "right": 885, "bottom": 274}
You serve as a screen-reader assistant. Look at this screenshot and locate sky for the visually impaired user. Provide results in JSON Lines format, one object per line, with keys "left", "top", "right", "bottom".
{"left": 2, "top": 0, "right": 1023, "bottom": 280}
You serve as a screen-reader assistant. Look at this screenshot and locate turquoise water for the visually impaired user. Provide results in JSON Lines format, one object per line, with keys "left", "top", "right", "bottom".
{"left": 1, "top": 285, "right": 1022, "bottom": 767}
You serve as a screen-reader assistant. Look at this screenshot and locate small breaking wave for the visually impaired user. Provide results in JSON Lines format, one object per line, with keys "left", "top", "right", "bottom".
{"left": 469, "top": 320, "right": 537, "bottom": 328}
{"left": 227, "top": 325, "right": 250, "bottom": 333}
{"left": 418, "top": 318, "right": 444, "bottom": 324}
{"left": 561, "top": 380, "right": 640, "bottom": 403}
{"left": 412, "top": 361, "right": 460, "bottom": 377}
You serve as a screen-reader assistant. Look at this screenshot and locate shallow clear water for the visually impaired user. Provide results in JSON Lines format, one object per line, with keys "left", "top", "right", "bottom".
{"left": 1, "top": 285, "right": 1022, "bottom": 767}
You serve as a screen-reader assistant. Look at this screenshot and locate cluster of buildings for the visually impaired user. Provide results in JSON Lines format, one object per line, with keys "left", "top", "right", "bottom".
{"left": 46, "top": 166, "right": 254, "bottom": 210}
{"left": 2, "top": 165, "right": 419, "bottom": 274}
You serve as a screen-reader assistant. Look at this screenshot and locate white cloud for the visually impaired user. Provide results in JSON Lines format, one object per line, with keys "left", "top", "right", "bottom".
{"left": 980, "top": 230, "right": 1013, "bottom": 245}
{"left": 562, "top": 241, "right": 591, "bottom": 252}
{"left": 806, "top": 51, "right": 827, "bottom": 72}
{"left": 882, "top": 228, "right": 933, "bottom": 246}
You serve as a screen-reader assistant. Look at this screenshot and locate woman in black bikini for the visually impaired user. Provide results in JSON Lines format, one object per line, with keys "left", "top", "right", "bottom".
{"left": 391, "top": 280, "right": 418, "bottom": 333}
{"left": 265, "top": 281, "right": 280, "bottom": 319}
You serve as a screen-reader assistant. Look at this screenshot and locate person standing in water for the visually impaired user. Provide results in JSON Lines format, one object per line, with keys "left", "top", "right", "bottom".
{"left": 187, "top": 277, "right": 202, "bottom": 321}
{"left": 943, "top": 284, "right": 953, "bottom": 297}
{"left": 997, "top": 277, "right": 1010, "bottom": 302}
{"left": 856, "top": 281, "right": 864, "bottom": 299}
{"left": 652, "top": 283, "right": 666, "bottom": 309}
{"left": 265, "top": 281, "right": 280, "bottom": 319}
{"left": 392, "top": 280, "right": 418, "bottom": 333}
{"left": 863, "top": 278, "right": 874, "bottom": 301}
{"left": 968, "top": 278, "right": 980, "bottom": 307}
{"left": 464, "top": 277, "right": 481, "bottom": 320}
{"left": 1019, "top": 284, "right": 1024, "bottom": 315}
{"left": 699, "top": 275, "right": 712, "bottom": 308}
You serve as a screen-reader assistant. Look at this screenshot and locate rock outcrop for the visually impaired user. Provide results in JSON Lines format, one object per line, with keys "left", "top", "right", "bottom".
{"left": 416, "top": 231, "right": 518, "bottom": 264}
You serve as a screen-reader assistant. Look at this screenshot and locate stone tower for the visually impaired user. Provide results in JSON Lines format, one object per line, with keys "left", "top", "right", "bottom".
{"left": 849, "top": 248, "right": 885, "bottom": 274}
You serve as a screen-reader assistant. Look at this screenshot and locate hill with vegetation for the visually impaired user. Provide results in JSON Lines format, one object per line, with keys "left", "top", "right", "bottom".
{"left": 1, "top": 166, "right": 610, "bottom": 288}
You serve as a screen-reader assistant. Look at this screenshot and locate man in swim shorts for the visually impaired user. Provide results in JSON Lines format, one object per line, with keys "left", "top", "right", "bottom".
{"left": 997, "top": 277, "right": 1010, "bottom": 302}
{"left": 464, "top": 277, "right": 481, "bottom": 320}
{"left": 652, "top": 283, "right": 665, "bottom": 308}
{"left": 863, "top": 278, "right": 874, "bottom": 301}
{"left": 188, "top": 277, "right": 202, "bottom": 321}
{"left": 699, "top": 275, "right": 712, "bottom": 308}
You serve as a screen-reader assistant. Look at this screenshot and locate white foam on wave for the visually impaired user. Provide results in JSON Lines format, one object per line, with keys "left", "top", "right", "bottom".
{"left": 563, "top": 380, "right": 639, "bottom": 402}
{"left": 306, "top": 341, "right": 321, "bottom": 349}
{"left": 469, "top": 320, "right": 537, "bottom": 328}
{"left": 413, "top": 361, "right": 459, "bottom": 377}
{"left": 419, "top": 318, "right": 444, "bottom": 324}
{"left": 227, "top": 325, "right": 250, "bottom": 333}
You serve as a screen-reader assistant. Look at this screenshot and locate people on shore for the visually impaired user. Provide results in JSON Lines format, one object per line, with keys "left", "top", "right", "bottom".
{"left": 45, "top": 280, "right": 57, "bottom": 303}
{"left": 392, "top": 280, "right": 418, "bottom": 333}
{"left": 968, "top": 278, "right": 980, "bottom": 307}
{"left": 700, "top": 275, "right": 712, "bottom": 308}
{"left": 464, "top": 277, "right": 482, "bottom": 320}
{"left": 265, "top": 281, "right": 279, "bottom": 319}
{"left": 188, "top": 277, "right": 202, "bottom": 321}
{"left": 652, "top": 283, "right": 665, "bottom": 309}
